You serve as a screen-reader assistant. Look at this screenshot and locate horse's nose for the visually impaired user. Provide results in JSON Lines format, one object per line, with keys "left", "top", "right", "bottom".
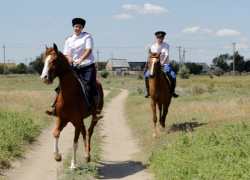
{"left": 41, "top": 74, "right": 48, "bottom": 82}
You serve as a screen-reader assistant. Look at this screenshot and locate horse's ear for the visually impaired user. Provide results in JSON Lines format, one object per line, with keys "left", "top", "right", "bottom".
{"left": 45, "top": 45, "right": 48, "bottom": 50}
{"left": 53, "top": 43, "right": 59, "bottom": 54}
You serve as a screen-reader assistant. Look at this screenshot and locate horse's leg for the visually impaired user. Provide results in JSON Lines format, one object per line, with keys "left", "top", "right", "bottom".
{"left": 158, "top": 103, "right": 163, "bottom": 131}
{"left": 85, "top": 118, "right": 98, "bottom": 162}
{"left": 80, "top": 123, "right": 88, "bottom": 162}
{"left": 70, "top": 124, "right": 82, "bottom": 170}
{"left": 53, "top": 118, "right": 67, "bottom": 162}
{"left": 162, "top": 103, "right": 170, "bottom": 131}
{"left": 151, "top": 99, "right": 157, "bottom": 138}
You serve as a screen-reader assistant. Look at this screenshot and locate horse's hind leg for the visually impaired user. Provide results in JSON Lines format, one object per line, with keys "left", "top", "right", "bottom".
{"left": 85, "top": 118, "right": 98, "bottom": 162}
{"left": 53, "top": 118, "right": 67, "bottom": 162}
{"left": 80, "top": 123, "right": 88, "bottom": 163}
{"left": 70, "top": 125, "right": 81, "bottom": 170}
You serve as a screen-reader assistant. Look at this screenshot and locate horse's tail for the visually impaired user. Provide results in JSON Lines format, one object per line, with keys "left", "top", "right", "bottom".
{"left": 96, "top": 80, "right": 104, "bottom": 112}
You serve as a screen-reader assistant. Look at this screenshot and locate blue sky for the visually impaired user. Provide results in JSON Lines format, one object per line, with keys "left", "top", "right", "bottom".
{"left": 1, "top": 0, "right": 250, "bottom": 66}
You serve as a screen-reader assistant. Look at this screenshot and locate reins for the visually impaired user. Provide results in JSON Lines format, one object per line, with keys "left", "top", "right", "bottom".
{"left": 46, "top": 52, "right": 72, "bottom": 78}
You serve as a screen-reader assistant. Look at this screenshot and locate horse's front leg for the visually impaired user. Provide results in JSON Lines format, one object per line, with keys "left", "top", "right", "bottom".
{"left": 85, "top": 117, "right": 98, "bottom": 163}
{"left": 70, "top": 125, "right": 81, "bottom": 170}
{"left": 80, "top": 123, "right": 87, "bottom": 162}
{"left": 158, "top": 103, "right": 164, "bottom": 131}
{"left": 151, "top": 99, "right": 157, "bottom": 138}
{"left": 53, "top": 118, "right": 67, "bottom": 162}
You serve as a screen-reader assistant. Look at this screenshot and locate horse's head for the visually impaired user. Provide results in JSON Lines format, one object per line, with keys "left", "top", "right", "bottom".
{"left": 40, "top": 43, "right": 63, "bottom": 84}
{"left": 148, "top": 51, "right": 161, "bottom": 79}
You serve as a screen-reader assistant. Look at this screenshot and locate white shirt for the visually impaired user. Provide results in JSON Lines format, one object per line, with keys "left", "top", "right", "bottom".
{"left": 63, "top": 32, "right": 95, "bottom": 67}
{"left": 150, "top": 42, "right": 170, "bottom": 65}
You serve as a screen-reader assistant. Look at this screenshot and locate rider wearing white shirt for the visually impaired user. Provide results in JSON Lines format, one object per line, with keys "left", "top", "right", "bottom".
{"left": 144, "top": 31, "right": 179, "bottom": 98}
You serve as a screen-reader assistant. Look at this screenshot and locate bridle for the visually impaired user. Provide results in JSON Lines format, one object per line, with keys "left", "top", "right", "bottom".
{"left": 46, "top": 52, "right": 72, "bottom": 78}
{"left": 149, "top": 55, "right": 162, "bottom": 77}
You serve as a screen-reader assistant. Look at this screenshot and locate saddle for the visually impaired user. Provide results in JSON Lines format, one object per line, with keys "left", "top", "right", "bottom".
{"left": 162, "top": 69, "right": 172, "bottom": 91}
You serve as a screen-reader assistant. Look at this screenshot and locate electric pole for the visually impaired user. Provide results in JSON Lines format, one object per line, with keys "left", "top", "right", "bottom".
{"left": 96, "top": 49, "right": 101, "bottom": 75}
{"left": 181, "top": 49, "right": 187, "bottom": 66}
{"left": 176, "top": 46, "right": 181, "bottom": 67}
{"left": 25, "top": 58, "right": 27, "bottom": 66}
{"left": 232, "top": 42, "right": 236, "bottom": 76}
{"left": 3, "top": 44, "right": 5, "bottom": 75}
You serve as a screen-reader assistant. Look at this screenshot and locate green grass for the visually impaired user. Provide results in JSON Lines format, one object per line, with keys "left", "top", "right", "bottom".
{"left": 0, "top": 107, "right": 46, "bottom": 168}
{"left": 149, "top": 122, "right": 250, "bottom": 180}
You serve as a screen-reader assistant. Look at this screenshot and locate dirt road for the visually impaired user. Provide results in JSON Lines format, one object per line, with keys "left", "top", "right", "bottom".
{"left": 97, "top": 89, "right": 153, "bottom": 180}
{"left": 3, "top": 89, "right": 153, "bottom": 180}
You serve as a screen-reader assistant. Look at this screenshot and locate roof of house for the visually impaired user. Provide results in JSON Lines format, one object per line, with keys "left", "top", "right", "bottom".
{"left": 0, "top": 63, "right": 16, "bottom": 67}
{"left": 108, "top": 59, "right": 130, "bottom": 67}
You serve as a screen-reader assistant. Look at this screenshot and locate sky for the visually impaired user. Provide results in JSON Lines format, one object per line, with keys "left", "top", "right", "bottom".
{"left": 1, "top": 0, "right": 250, "bottom": 66}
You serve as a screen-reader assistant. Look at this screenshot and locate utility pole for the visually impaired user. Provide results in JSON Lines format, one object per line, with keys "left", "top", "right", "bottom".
{"left": 25, "top": 58, "right": 27, "bottom": 66}
{"left": 96, "top": 49, "right": 101, "bottom": 75}
{"left": 232, "top": 42, "right": 236, "bottom": 76}
{"left": 176, "top": 46, "right": 181, "bottom": 67}
{"left": 3, "top": 44, "right": 5, "bottom": 75}
{"left": 181, "top": 49, "right": 187, "bottom": 66}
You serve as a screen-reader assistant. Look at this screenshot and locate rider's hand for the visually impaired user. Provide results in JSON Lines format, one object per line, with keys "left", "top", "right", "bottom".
{"left": 75, "top": 60, "right": 82, "bottom": 66}
{"left": 68, "top": 57, "right": 74, "bottom": 64}
{"left": 161, "top": 62, "right": 165, "bottom": 66}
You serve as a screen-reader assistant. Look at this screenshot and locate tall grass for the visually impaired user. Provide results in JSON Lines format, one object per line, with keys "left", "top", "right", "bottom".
{"left": 0, "top": 75, "right": 56, "bottom": 171}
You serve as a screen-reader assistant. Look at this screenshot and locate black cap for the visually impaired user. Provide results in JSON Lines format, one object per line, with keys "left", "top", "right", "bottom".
{"left": 72, "top": 18, "right": 86, "bottom": 28}
{"left": 155, "top": 31, "right": 166, "bottom": 37}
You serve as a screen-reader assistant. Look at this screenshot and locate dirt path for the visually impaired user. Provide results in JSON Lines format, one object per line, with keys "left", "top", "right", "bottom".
{"left": 97, "top": 89, "right": 154, "bottom": 180}
{"left": 3, "top": 89, "right": 153, "bottom": 180}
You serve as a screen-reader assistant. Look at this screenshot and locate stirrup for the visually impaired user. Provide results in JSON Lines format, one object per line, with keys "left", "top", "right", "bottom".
{"left": 45, "top": 108, "right": 57, "bottom": 117}
{"left": 172, "top": 92, "right": 179, "bottom": 98}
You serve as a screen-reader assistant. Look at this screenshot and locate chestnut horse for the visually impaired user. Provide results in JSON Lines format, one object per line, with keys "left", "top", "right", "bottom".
{"left": 148, "top": 51, "right": 172, "bottom": 138}
{"left": 40, "top": 43, "right": 104, "bottom": 170}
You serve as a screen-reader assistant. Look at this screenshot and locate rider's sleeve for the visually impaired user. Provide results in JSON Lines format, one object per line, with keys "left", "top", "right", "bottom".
{"left": 85, "top": 35, "right": 93, "bottom": 50}
{"left": 63, "top": 40, "right": 70, "bottom": 55}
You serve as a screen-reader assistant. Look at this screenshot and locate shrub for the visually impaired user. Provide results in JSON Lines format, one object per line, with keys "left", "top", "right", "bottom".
{"left": 178, "top": 65, "right": 190, "bottom": 79}
{"left": 137, "top": 72, "right": 143, "bottom": 80}
{"left": 100, "top": 69, "right": 109, "bottom": 78}
{"left": 213, "top": 68, "right": 224, "bottom": 76}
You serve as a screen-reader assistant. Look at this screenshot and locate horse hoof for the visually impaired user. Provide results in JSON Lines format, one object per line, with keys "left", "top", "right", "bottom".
{"left": 153, "top": 133, "right": 157, "bottom": 139}
{"left": 70, "top": 167, "right": 77, "bottom": 172}
{"left": 84, "top": 155, "right": 90, "bottom": 163}
{"left": 55, "top": 154, "right": 62, "bottom": 162}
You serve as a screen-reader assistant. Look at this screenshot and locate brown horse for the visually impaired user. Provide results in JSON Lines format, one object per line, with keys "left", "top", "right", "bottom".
{"left": 40, "top": 43, "right": 104, "bottom": 170}
{"left": 148, "top": 51, "right": 172, "bottom": 138}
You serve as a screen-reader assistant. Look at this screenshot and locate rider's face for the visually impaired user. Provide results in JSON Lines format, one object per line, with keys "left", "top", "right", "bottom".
{"left": 73, "top": 24, "right": 83, "bottom": 36}
{"left": 157, "top": 36, "right": 164, "bottom": 44}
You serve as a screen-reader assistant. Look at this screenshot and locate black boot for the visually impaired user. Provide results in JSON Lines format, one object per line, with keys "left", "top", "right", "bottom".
{"left": 171, "top": 78, "right": 179, "bottom": 98}
{"left": 144, "top": 77, "right": 150, "bottom": 98}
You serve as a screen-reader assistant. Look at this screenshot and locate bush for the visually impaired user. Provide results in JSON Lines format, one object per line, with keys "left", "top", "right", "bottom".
{"left": 212, "top": 68, "right": 224, "bottom": 76}
{"left": 178, "top": 65, "right": 190, "bottom": 79}
{"left": 137, "top": 72, "right": 143, "bottom": 80}
{"left": 100, "top": 69, "right": 109, "bottom": 78}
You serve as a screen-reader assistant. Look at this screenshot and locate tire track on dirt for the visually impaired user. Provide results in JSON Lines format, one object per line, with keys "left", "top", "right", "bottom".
{"left": 97, "top": 89, "right": 154, "bottom": 180}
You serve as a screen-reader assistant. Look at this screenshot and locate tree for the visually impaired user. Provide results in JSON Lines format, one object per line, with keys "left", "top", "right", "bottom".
{"left": 230, "top": 51, "right": 245, "bottom": 73}
{"left": 169, "top": 60, "right": 179, "bottom": 74}
{"left": 185, "top": 63, "right": 203, "bottom": 74}
{"left": 29, "top": 53, "right": 44, "bottom": 75}
{"left": 245, "top": 60, "right": 250, "bottom": 72}
{"left": 212, "top": 53, "right": 231, "bottom": 72}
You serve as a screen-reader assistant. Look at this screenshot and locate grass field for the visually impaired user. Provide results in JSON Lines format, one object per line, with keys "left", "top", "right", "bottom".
{"left": 0, "top": 74, "right": 250, "bottom": 179}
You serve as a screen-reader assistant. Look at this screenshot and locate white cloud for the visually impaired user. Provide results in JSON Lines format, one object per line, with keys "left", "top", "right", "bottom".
{"left": 123, "top": 4, "right": 141, "bottom": 10}
{"left": 236, "top": 43, "right": 249, "bottom": 50}
{"left": 45, "top": 16, "right": 53, "bottom": 20}
{"left": 215, "top": 29, "right": 241, "bottom": 36}
{"left": 182, "top": 26, "right": 212, "bottom": 34}
{"left": 239, "top": 37, "right": 248, "bottom": 42}
{"left": 138, "top": 3, "right": 169, "bottom": 14}
{"left": 109, "top": 14, "right": 135, "bottom": 20}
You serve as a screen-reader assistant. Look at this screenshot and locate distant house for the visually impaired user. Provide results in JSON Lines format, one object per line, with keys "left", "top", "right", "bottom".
{"left": 128, "top": 62, "right": 147, "bottom": 71}
{"left": 0, "top": 63, "right": 16, "bottom": 68}
{"left": 106, "top": 59, "right": 130, "bottom": 71}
